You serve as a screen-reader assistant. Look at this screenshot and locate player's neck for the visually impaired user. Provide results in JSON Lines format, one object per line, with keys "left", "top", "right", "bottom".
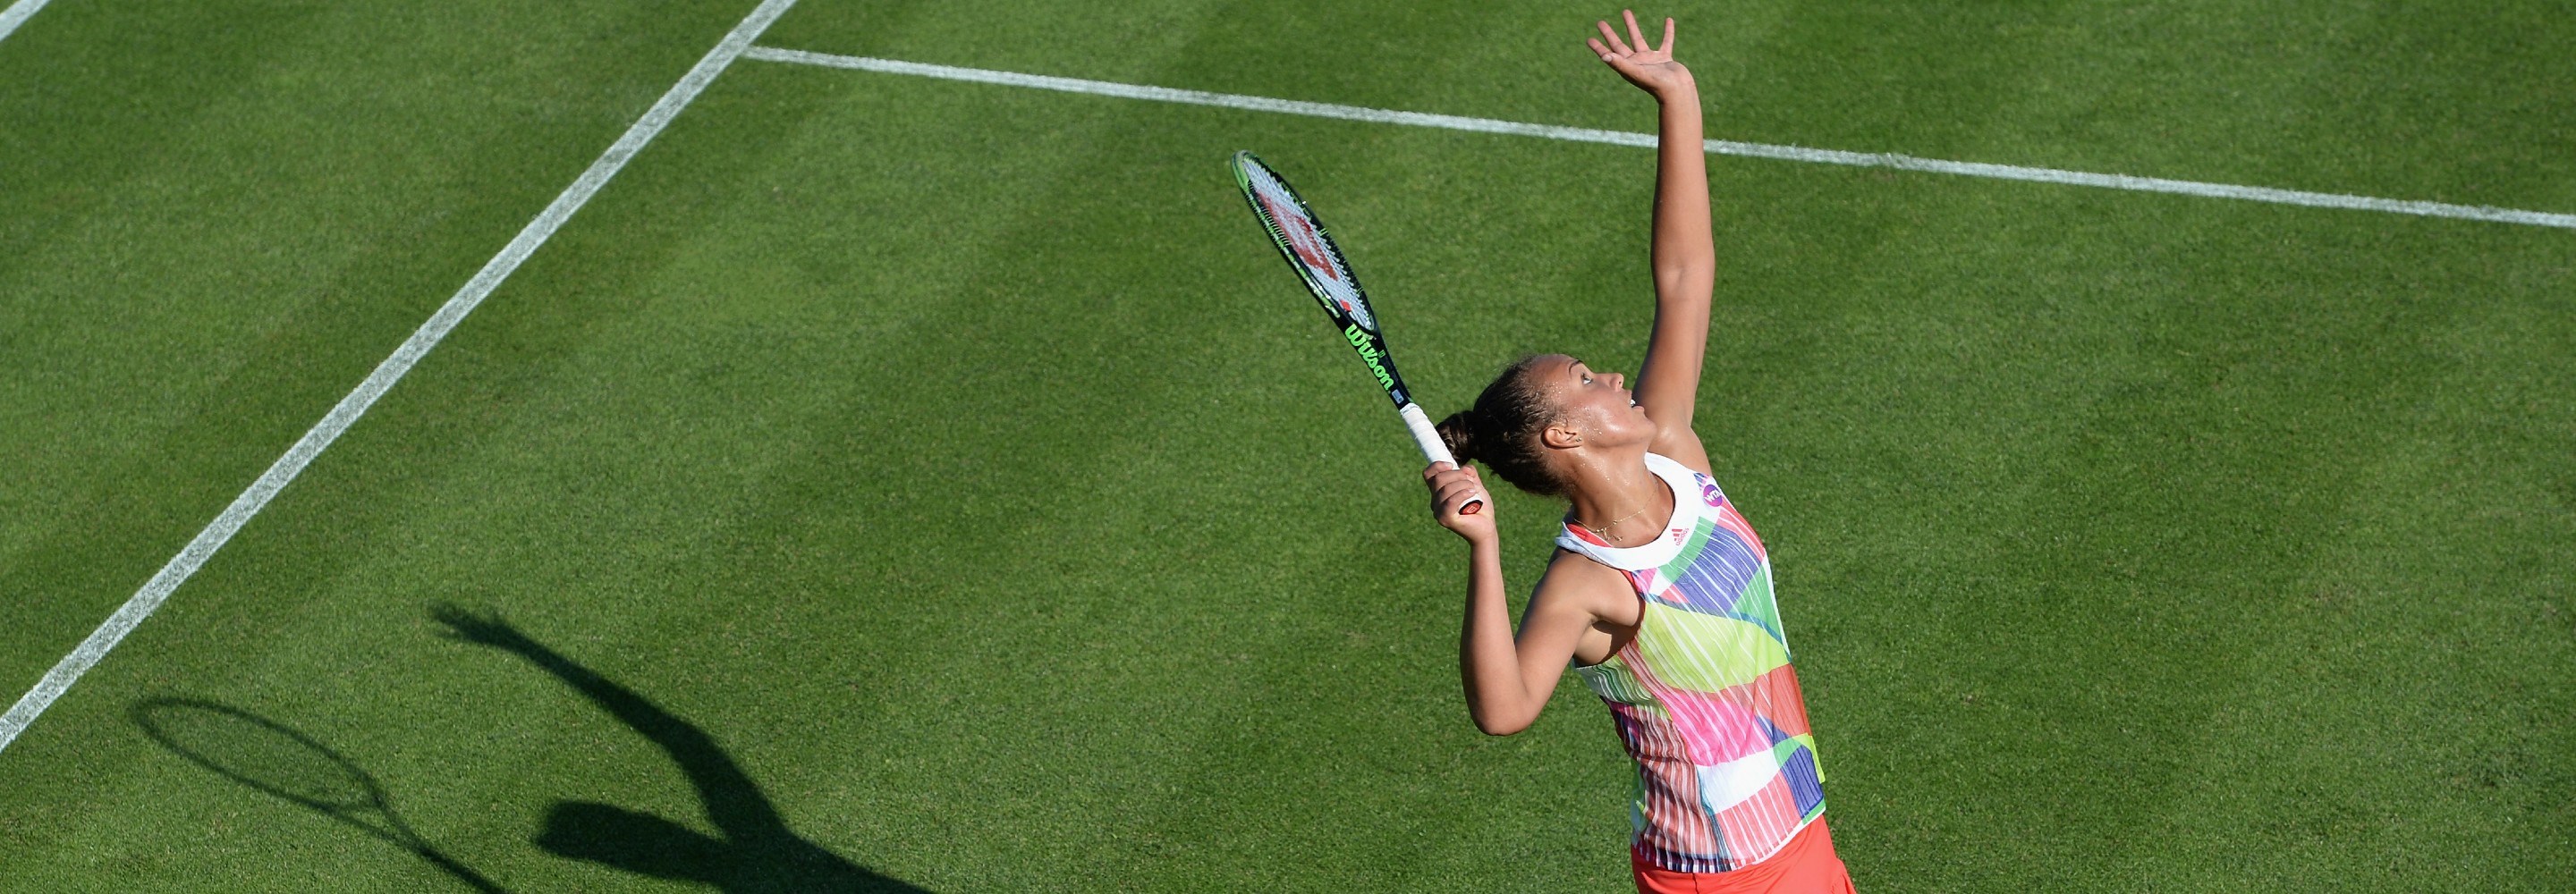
{"left": 1563, "top": 451, "right": 1673, "bottom": 545}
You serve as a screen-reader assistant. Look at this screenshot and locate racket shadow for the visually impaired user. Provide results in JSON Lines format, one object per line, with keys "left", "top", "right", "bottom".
{"left": 131, "top": 697, "right": 511, "bottom": 893}
{"left": 429, "top": 604, "right": 930, "bottom": 894}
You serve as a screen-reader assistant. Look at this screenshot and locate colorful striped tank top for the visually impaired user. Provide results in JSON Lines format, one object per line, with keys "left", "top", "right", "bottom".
{"left": 1556, "top": 452, "right": 1826, "bottom": 873}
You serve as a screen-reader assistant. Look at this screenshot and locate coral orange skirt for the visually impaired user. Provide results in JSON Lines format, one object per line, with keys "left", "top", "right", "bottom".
{"left": 1631, "top": 818, "right": 1856, "bottom": 894}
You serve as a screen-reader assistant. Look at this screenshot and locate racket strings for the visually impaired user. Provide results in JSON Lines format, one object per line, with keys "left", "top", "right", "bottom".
{"left": 1236, "top": 156, "right": 1377, "bottom": 333}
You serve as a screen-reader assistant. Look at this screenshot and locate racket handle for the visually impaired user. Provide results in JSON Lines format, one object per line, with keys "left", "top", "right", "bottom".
{"left": 1399, "top": 402, "right": 1485, "bottom": 515}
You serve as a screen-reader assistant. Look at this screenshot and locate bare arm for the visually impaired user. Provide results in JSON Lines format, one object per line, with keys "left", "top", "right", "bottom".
{"left": 1425, "top": 464, "right": 1622, "bottom": 735}
{"left": 1592, "top": 12, "right": 1715, "bottom": 469}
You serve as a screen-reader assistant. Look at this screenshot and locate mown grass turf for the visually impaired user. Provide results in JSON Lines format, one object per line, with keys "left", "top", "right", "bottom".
{"left": 4, "top": 1, "right": 2572, "bottom": 891}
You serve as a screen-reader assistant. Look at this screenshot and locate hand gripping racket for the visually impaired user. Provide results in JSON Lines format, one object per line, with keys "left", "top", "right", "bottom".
{"left": 1231, "top": 151, "right": 1482, "bottom": 514}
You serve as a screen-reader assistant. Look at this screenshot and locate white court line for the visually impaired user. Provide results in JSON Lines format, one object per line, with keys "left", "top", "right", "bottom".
{"left": 743, "top": 46, "right": 2576, "bottom": 231}
{"left": 0, "top": 0, "right": 804, "bottom": 756}
{"left": 0, "top": 0, "right": 57, "bottom": 46}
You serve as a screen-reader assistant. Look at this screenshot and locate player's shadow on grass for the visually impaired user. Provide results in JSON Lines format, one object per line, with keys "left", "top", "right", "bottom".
{"left": 131, "top": 697, "right": 510, "bottom": 893}
{"left": 431, "top": 605, "right": 927, "bottom": 893}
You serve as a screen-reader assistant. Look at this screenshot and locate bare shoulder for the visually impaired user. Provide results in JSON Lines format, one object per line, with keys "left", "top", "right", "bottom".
{"left": 1650, "top": 420, "right": 1715, "bottom": 477}
{"left": 1531, "top": 548, "right": 1640, "bottom": 625}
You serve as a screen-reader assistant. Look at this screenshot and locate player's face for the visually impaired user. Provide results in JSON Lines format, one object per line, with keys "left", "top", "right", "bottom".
{"left": 1541, "top": 355, "right": 1654, "bottom": 448}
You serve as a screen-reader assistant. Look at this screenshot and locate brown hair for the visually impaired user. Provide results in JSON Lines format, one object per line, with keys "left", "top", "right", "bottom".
{"left": 1435, "top": 355, "right": 1568, "bottom": 497}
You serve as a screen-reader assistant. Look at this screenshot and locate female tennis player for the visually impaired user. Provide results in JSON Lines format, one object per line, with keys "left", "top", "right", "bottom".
{"left": 1424, "top": 12, "right": 1857, "bottom": 893}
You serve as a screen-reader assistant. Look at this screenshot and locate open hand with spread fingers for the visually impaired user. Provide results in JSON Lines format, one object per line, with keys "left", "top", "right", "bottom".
{"left": 1589, "top": 10, "right": 1694, "bottom": 97}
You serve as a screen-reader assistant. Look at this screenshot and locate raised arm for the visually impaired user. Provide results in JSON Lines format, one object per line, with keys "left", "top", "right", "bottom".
{"left": 1424, "top": 464, "right": 1630, "bottom": 735}
{"left": 1591, "top": 12, "right": 1714, "bottom": 466}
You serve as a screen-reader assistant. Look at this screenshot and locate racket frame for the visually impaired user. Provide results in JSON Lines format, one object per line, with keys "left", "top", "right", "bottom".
{"left": 1231, "top": 151, "right": 1480, "bottom": 512}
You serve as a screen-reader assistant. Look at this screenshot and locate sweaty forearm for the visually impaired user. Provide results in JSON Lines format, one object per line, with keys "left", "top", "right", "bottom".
{"left": 1457, "top": 536, "right": 1536, "bottom": 735}
{"left": 1648, "top": 84, "right": 1714, "bottom": 297}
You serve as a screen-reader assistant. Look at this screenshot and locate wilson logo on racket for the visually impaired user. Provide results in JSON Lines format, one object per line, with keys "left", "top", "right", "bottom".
{"left": 1251, "top": 184, "right": 1377, "bottom": 331}
{"left": 1344, "top": 324, "right": 1397, "bottom": 391}
{"left": 1259, "top": 194, "right": 1340, "bottom": 281}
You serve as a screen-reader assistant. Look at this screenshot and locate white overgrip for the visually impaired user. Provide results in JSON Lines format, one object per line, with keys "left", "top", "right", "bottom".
{"left": 1399, "top": 402, "right": 1484, "bottom": 514}
{"left": 1398, "top": 402, "right": 1453, "bottom": 466}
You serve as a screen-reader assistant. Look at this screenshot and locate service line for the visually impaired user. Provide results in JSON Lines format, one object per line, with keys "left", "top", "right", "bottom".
{"left": 0, "top": 0, "right": 805, "bottom": 755}
{"left": 742, "top": 46, "right": 2576, "bottom": 231}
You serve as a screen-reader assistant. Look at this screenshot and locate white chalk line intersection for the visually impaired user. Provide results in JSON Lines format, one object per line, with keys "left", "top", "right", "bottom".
{"left": 0, "top": 0, "right": 807, "bottom": 755}
{"left": 741, "top": 46, "right": 2576, "bottom": 231}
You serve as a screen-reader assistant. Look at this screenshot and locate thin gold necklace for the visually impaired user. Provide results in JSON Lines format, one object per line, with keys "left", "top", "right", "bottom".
{"left": 1576, "top": 501, "right": 1657, "bottom": 546}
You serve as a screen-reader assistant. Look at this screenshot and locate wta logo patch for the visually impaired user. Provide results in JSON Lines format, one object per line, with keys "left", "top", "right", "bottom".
{"left": 1701, "top": 481, "right": 1723, "bottom": 508}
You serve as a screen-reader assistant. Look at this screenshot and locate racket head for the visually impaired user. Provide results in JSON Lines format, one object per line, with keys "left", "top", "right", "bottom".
{"left": 1232, "top": 151, "right": 1383, "bottom": 336}
{"left": 133, "top": 697, "right": 390, "bottom": 819}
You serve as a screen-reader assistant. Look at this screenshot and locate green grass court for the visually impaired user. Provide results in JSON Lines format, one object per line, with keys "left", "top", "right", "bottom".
{"left": 4, "top": 0, "right": 2572, "bottom": 890}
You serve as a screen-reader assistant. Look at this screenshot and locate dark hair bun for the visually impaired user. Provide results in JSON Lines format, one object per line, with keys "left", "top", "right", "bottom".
{"left": 1436, "top": 409, "right": 1479, "bottom": 466}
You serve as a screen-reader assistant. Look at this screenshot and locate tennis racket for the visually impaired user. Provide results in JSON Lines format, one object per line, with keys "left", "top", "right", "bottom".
{"left": 1231, "top": 150, "right": 1482, "bottom": 514}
